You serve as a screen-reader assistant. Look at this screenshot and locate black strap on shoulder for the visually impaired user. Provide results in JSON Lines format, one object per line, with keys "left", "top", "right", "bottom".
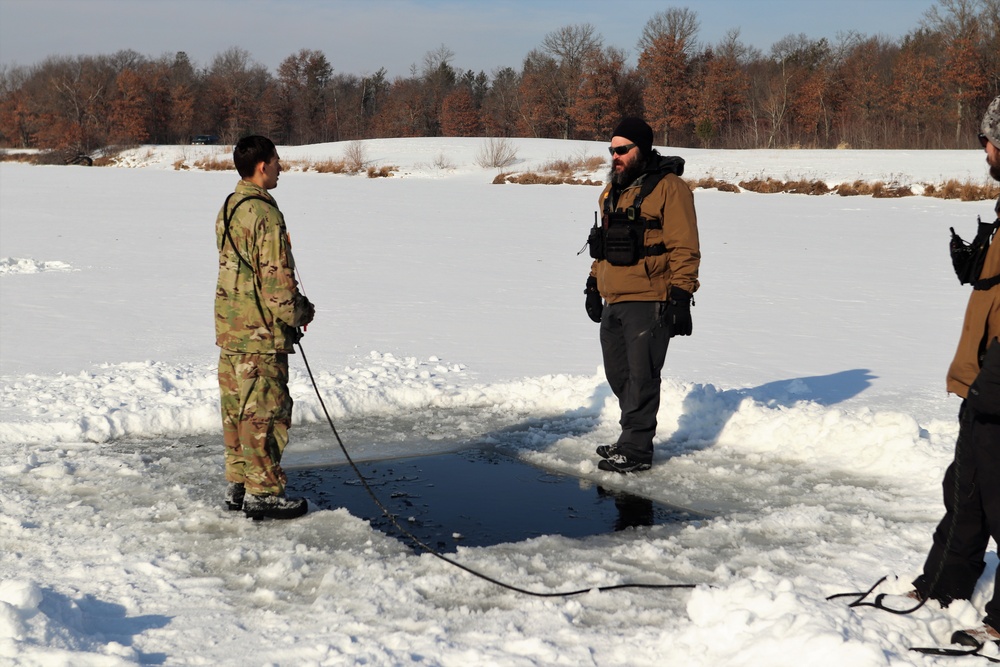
{"left": 974, "top": 273, "right": 1000, "bottom": 290}
{"left": 633, "top": 169, "right": 668, "bottom": 211}
{"left": 604, "top": 170, "right": 669, "bottom": 220}
{"left": 221, "top": 193, "right": 273, "bottom": 270}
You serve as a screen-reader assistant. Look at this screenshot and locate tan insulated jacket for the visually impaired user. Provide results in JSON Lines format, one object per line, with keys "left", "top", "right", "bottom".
{"left": 590, "top": 155, "right": 700, "bottom": 304}
{"left": 947, "top": 199, "right": 1000, "bottom": 398}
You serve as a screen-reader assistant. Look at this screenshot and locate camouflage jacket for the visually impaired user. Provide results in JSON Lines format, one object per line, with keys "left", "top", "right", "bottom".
{"left": 214, "top": 181, "right": 311, "bottom": 354}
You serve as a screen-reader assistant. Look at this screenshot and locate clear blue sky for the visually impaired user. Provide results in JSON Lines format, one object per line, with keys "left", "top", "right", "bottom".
{"left": 0, "top": 0, "right": 940, "bottom": 77}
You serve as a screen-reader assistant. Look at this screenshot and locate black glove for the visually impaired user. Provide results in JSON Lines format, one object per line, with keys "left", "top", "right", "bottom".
{"left": 663, "top": 286, "right": 693, "bottom": 337}
{"left": 296, "top": 298, "right": 315, "bottom": 327}
{"left": 968, "top": 337, "right": 1000, "bottom": 417}
{"left": 585, "top": 276, "right": 603, "bottom": 323}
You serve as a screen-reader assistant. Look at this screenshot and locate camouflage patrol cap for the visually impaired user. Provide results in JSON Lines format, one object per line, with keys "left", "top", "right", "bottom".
{"left": 983, "top": 95, "right": 1000, "bottom": 147}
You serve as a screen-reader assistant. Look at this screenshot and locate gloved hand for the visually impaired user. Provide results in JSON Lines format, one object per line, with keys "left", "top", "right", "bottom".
{"left": 296, "top": 297, "right": 316, "bottom": 327}
{"left": 968, "top": 337, "right": 1000, "bottom": 417}
{"left": 663, "top": 286, "right": 692, "bottom": 337}
{"left": 585, "top": 276, "right": 603, "bottom": 323}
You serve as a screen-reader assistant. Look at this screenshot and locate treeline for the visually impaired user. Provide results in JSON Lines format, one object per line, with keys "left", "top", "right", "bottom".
{"left": 1, "top": 1, "right": 998, "bottom": 153}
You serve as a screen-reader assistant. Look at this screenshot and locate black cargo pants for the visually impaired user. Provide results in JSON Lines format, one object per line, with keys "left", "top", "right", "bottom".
{"left": 914, "top": 403, "right": 1000, "bottom": 630}
{"left": 599, "top": 301, "right": 670, "bottom": 464}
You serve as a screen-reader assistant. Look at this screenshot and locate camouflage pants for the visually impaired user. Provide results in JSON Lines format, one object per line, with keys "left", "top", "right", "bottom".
{"left": 218, "top": 351, "right": 292, "bottom": 496}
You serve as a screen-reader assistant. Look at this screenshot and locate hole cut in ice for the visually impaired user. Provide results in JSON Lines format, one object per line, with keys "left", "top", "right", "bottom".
{"left": 289, "top": 448, "right": 707, "bottom": 552}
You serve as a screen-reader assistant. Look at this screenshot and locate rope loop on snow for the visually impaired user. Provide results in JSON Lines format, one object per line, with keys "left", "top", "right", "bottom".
{"left": 295, "top": 339, "right": 702, "bottom": 598}
{"left": 825, "top": 576, "right": 929, "bottom": 615}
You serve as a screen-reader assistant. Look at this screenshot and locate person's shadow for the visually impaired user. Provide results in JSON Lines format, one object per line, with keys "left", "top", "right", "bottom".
{"left": 35, "top": 587, "right": 171, "bottom": 664}
{"left": 661, "top": 368, "right": 877, "bottom": 460}
{"left": 515, "top": 367, "right": 876, "bottom": 462}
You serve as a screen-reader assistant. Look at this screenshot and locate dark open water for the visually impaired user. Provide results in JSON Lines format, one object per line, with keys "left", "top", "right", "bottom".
{"left": 289, "top": 447, "right": 708, "bottom": 552}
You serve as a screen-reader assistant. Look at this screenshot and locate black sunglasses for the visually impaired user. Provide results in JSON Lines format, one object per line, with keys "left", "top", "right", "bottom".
{"left": 979, "top": 133, "right": 991, "bottom": 148}
{"left": 608, "top": 143, "right": 636, "bottom": 156}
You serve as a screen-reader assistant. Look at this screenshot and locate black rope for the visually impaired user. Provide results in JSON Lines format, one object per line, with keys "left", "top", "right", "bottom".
{"left": 825, "top": 576, "right": 929, "bottom": 615}
{"left": 295, "top": 338, "right": 700, "bottom": 598}
{"left": 910, "top": 642, "right": 1000, "bottom": 662}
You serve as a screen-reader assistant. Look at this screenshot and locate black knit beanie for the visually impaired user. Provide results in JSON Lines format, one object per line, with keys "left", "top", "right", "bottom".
{"left": 611, "top": 117, "right": 653, "bottom": 156}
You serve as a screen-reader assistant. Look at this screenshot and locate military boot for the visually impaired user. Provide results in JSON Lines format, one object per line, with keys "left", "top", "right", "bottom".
{"left": 225, "top": 482, "right": 245, "bottom": 511}
{"left": 243, "top": 493, "right": 308, "bottom": 521}
{"left": 951, "top": 624, "right": 1000, "bottom": 648}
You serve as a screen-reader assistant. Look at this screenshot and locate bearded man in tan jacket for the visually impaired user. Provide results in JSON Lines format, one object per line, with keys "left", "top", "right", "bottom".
{"left": 584, "top": 117, "right": 700, "bottom": 473}
{"left": 910, "top": 95, "right": 1000, "bottom": 649}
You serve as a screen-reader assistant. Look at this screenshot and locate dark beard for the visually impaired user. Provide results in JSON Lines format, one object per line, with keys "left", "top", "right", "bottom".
{"left": 608, "top": 157, "right": 646, "bottom": 188}
{"left": 989, "top": 150, "right": 1000, "bottom": 182}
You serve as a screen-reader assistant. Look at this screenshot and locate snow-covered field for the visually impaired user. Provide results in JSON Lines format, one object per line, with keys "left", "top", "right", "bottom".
{"left": 1, "top": 138, "right": 997, "bottom": 666}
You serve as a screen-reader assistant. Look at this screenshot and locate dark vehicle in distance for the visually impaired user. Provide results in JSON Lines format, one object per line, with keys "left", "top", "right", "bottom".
{"left": 191, "top": 135, "right": 219, "bottom": 145}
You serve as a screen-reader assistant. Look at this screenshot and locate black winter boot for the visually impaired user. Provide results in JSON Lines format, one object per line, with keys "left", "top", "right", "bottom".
{"left": 225, "top": 482, "right": 245, "bottom": 511}
{"left": 243, "top": 493, "right": 308, "bottom": 521}
{"left": 951, "top": 624, "right": 1000, "bottom": 647}
{"left": 595, "top": 444, "right": 620, "bottom": 459}
{"left": 598, "top": 453, "right": 652, "bottom": 473}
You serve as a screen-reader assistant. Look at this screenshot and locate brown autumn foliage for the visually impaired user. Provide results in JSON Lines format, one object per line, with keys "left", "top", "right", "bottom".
{"left": 192, "top": 155, "right": 233, "bottom": 171}
{"left": 689, "top": 177, "right": 739, "bottom": 192}
{"left": 309, "top": 159, "right": 350, "bottom": 174}
{"left": 440, "top": 87, "right": 481, "bottom": 137}
{"left": 925, "top": 179, "right": 1000, "bottom": 201}
{"left": 739, "top": 177, "right": 786, "bottom": 193}
{"left": 834, "top": 180, "right": 913, "bottom": 197}
{"left": 540, "top": 154, "right": 605, "bottom": 176}
{"left": 366, "top": 165, "right": 398, "bottom": 178}
{"left": 639, "top": 34, "right": 692, "bottom": 147}
{"left": 495, "top": 172, "right": 602, "bottom": 185}
{"left": 0, "top": 2, "right": 997, "bottom": 154}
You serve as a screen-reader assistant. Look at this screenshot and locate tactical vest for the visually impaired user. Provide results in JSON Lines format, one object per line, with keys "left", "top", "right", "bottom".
{"left": 588, "top": 171, "right": 668, "bottom": 267}
{"left": 950, "top": 200, "right": 1000, "bottom": 291}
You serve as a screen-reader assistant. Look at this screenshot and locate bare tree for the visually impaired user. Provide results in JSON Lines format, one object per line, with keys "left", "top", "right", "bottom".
{"left": 922, "top": 0, "right": 989, "bottom": 145}
{"left": 205, "top": 47, "right": 273, "bottom": 144}
{"left": 638, "top": 7, "right": 701, "bottom": 58}
{"left": 539, "top": 23, "right": 603, "bottom": 139}
{"left": 475, "top": 136, "right": 517, "bottom": 169}
{"left": 343, "top": 140, "right": 368, "bottom": 172}
{"left": 975, "top": 0, "right": 1000, "bottom": 96}
{"left": 416, "top": 44, "right": 457, "bottom": 135}
{"left": 278, "top": 49, "right": 334, "bottom": 144}
{"left": 922, "top": 0, "right": 981, "bottom": 35}
{"left": 481, "top": 67, "right": 521, "bottom": 137}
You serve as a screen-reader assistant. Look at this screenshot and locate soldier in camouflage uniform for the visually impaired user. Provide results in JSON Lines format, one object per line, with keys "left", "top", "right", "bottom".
{"left": 215, "top": 135, "right": 315, "bottom": 520}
